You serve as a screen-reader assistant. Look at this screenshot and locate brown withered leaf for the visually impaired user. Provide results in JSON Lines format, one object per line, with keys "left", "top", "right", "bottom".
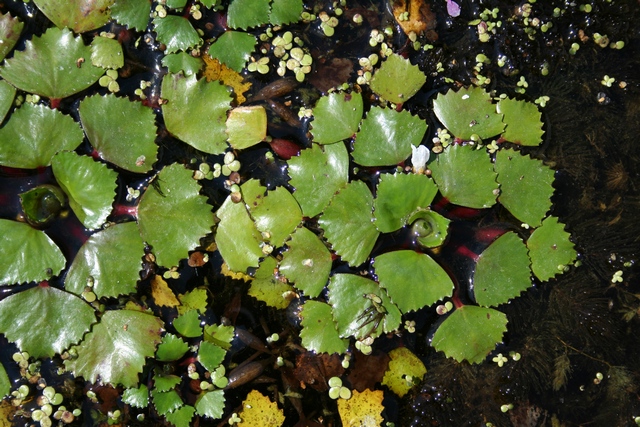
{"left": 150, "top": 275, "right": 180, "bottom": 307}
{"left": 188, "top": 251, "right": 207, "bottom": 267}
{"left": 391, "top": 0, "right": 438, "bottom": 42}
{"left": 203, "top": 54, "right": 252, "bottom": 104}
{"left": 293, "top": 352, "right": 345, "bottom": 392}
{"left": 347, "top": 349, "right": 390, "bottom": 392}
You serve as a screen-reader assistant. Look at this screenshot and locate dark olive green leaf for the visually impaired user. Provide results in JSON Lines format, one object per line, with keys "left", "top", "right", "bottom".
{"left": 369, "top": 53, "right": 426, "bottom": 104}
{"left": 123, "top": 384, "right": 149, "bottom": 408}
{"left": 374, "top": 173, "right": 437, "bottom": 232}
{"left": 352, "top": 107, "right": 427, "bottom": 167}
{"left": 51, "top": 151, "right": 117, "bottom": 230}
{"left": 162, "top": 52, "right": 204, "bottom": 76}
{"left": 19, "top": 184, "right": 66, "bottom": 227}
{"left": 0, "top": 27, "right": 104, "bottom": 99}
{"left": 0, "top": 103, "right": 83, "bottom": 168}
{"left": 110, "top": 0, "right": 151, "bottom": 31}
{"left": 227, "top": 0, "right": 270, "bottom": 29}
{"left": 161, "top": 73, "right": 231, "bottom": 154}
{"left": 244, "top": 182, "right": 302, "bottom": 247}
{"left": 0, "top": 363, "right": 10, "bottom": 398}
{"left": 248, "top": 257, "right": 293, "bottom": 309}
{"left": 0, "top": 285, "right": 96, "bottom": 358}
{"left": 227, "top": 106, "right": 267, "bottom": 149}
{"left": 156, "top": 333, "right": 189, "bottom": 362}
{"left": 154, "top": 373, "right": 182, "bottom": 392}
{"left": 431, "top": 305, "right": 507, "bottom": 364}
{"left": 269, "top": 0, "right": 303, "bottom": 25}
{"left": 90, "top": 36, "right": 124, "bottom": 69}
{"left": 0, "top": 13, "right": 23, "bottom": 62}
{"left": 497, "top": 98, "right": 544, "bottom": 146}
{"left": 78, "top": 94, "right": 158, "bottom": 173}
{"left": 375, "top": 250, "right": 454, "bottom": 313}
{"left": 198, "top": 341, "right": 226, "bottom": 371}
{"left": 166, "top": 405, "right": 195, "bottom": 427}
{"left": 474, "top": 232, "right": 531, "bottom": 307}
{"left": 311, "top": 91, "right": 363, "bottom": 144}
{"left": 429, "top": 144, "right": 498, "bottom": 209}
{"left": 0, "top": 219, "right": 65, "bottom": 285}
{"left": 137, "top": 164, "right": 215, "bottom": 267}
{"left": 433, "top": 86, "right": 504, "bottom": 140}
{"left": 408, "top": 209, "right": 450, "bottom": 249}
{"left": 319, "top": 181, "right": 379, "bottom": 267}
{"left": 527, "top": 216, "right": 577, "bottom": 281}
{"left": 279, "top": 227, "right": 332, "bottom": 298}
{"left": 207, "top": 31, "right": 256, "bottom": 72}
{"left": 494, "top": 149, "right": 554, "bottom": 227}
{"left": 65, "top": 223, "right": 144, "bottom": 298}
{"left": 288, "top": 143, "right": 349, "bottom": 218}
{"left": 300, "top": 301, "right": 349, "bottom": 354}
{"left": 32, "top": 0, "right": 113, "bottom": 33}
{"left": 0, "top": 80, "right": 16, "bottom": 123}
{"left": 195, "top": 390, "right": 225, "bottom": 418}
{"left": 173, "top": 309, "right": 202, "bottom": 338}
{"left": 152, "top": 389, "right": 183, "bottom": 415}
{"left": 153, "top": 15, "right": 201, "bottom": 54}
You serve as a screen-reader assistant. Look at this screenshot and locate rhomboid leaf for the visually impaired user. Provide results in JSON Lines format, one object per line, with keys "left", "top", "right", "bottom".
{"left": 110, "top": 0, "right": 152, "bottom": 31}
{"left": 227, "top": 0, "right": 270, "bottom": 30}
{"left": 123, "top": 384, "right": 149, "bottom": 408}
{"left": 527, "top": 216, "right": 577, "bottom": 281}
{"left": 300, "top": 301, "right": 349, "bottom": 354}
{"left": 198, "top": 341, "right": 226, "bottom": 372}
{"left": 369, "top": 53, "right": 426, "bottom": 104}
{"left": 156, "top": 333, "right": 189, "bottom": 362}
{"left": 166, "top": 405, "right": 196, "bottom": 427}
{"left": 154, "top": 373, "right": 182, "bottom": 392}
{"left": 0, "top": 13, "right": 23, "bottom": 62}
{"left": 0, "top": 79, "right": 16, "bottom": 124}
{"left": 248, "top": 257, "right": 294, "bottom": 309}
{"left": 173, "top": 309, "right": 202, "bottom": 338}
{"left": 269, "top": 0, "right": 303, "bottom": 25}
{"left": 227, "top": 106, "right": 267, "bottom": 149}
{"left": 195, "top": 389, "right": 225, "bottom": 418}
{"left": 497, "top": 97, "right": 544, "bottom": 146}
{"left": 236, "top": 390, "right": 285, "bottom": 427}
{"left": 162, "top": 52, "right": 204, "bottom": 76}
{"left": 381, "top": 347, "right": 427, "bottom": 397}
{"left": 32, "top": 0, "right": 114, "bottom": 33}
{"left": 90, "top": 36, "right": 124, "bottom": 69}
{"left": 337, "top": 389, "right": 384, "bottom": 427}
{"left": 152, "top": 388, "right": 182, "bottom": 415}
{"left": 207, "top": 31, "right": 257, "bottom": 72}
{"left": 153, "top": 15, "right": 201, "bottom": 54}
{"left": 311, "top": 91, "right": 363, "bottom": 144}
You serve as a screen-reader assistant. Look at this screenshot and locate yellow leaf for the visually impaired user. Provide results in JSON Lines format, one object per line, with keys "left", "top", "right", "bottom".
{"left": 221, "top": 262, "right": 252, "bottom": 282}
{"left": 151, "top": 275, "right": 180, "bottom": 307}
{"left": 392, "top": 0, "right": 438, "bottom": 41}
{"left": 203, "top": 54, "right": 252, "bottom": 104}
{"left": 236, "top": 390, "right": 285, "bottom": 427}
{"left": 381, "top": 347, "right": 427, "bottom": 397}
{"left": 337, "top": 389, "right": 384, "bottom": 427}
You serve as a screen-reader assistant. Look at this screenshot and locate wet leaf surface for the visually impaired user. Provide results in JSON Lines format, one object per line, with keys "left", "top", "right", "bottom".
{"left": 32, "top": 0, "right": 114, "bottom": 33}
{"left": 269, "top": 0, "right": 303, "bottom": 25}
{"left": 153, "top": 15, "right": 201, "bottom": 54}
{"left": 173, "top": 309, "right": 202, "bottom": 338}
{"left": 166, "top": 404, "right": 195, "bottom": 427}
{"left": 0, "top": 13, "right": 23, "bottom": 62}
{"left": 162, "top": 52, "right": 204, "bottom": 76}
{"left": 300, "top": 301, "right": 349, "bottom": 354}
{"left": 527, "top": 216, "right": 577, "bottom": 281}
{"left": 311, "top": 91, "right": 363, "bottom": 145}
{"left": 110, "top": 0, "right": 151, "bottom": 31}
{"left": 227, "top": 0, "right": 270, "bottom": 30}
{"left": 207, "top": 31, "right": 257, "bottom": 73}
{"left": 227, "top": 106, "right": 267, "bottom": 149}
{"left": 497, "top": 97, "right": 544, "bottom": 146}
{"left": 0, "top": 79, "right": 16, "bottom": 123}
{"left": 150, "top": 275, "right": 180, "bottom": 307}
{"left": 90, "top": 36, "right": 124, "bottom": 70}
{"left": 248, "top": 257, "right": 294, "bottom": 309}
{"left": 156, "top": 333, "right": 189, "bottom": 362}
{"left": 195, "top": 389, "right": 225, "bottom": 419}
{"left": 370, "top": 53, "right": 426, "bottom": 104}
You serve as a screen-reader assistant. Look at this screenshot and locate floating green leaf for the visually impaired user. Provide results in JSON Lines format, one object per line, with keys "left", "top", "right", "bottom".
{"left": 198, "top": 341, "right": 226, "bottom": 372}
{"left": 166, "top": 0, "right": 187, "bottom": 8}
{"left": 0, "top": 79, "right": 16, "bottom": 123}
{"left": 0, "top": 285, "right": 95, "bottom": 358}
{"left": 311, "top": 91, "right": 363, "bottom": 144}
{"left": 178, "top": 288, "right": 208, "bottom": 315}
{"left": 166, "top": 405, "right": 195, "bottom": 427}
{"left": 123, "top": 384, "right": 149, "bottom": 408}
{"left": 0, "top": 219, "right": 65, "bottom": 285}
{"left": 245, "top": 183, "right": 302, "bottom": 247}
{"left": 527, "top": 216, "right": 577, "bottom": 281}
{"left": 408, "top": 209, "right": 450, "bottom": 249}
{"left": 152, "top": 389, "right": 183, "bottom": 415}
{"left": 0, "top": 13, "right": 23, "bottom": 62}
{"left": 227, "top": 0, "right": 270, "bottom": 29}
{"left": 279, "top": 227, "right": 332, "bottom": 298}
{"left": 19, "top": 184, "right": 66, "bottom": 227}
{"left": 433, "top": 86, "right": 504, "bottom": 140}
{"left": 156, "top": 333, "right": 189, "bottom": 362}
{"left": 381, "top": 347, "right": 427, "bottom": 397}
{"left": 0, "top": 103, "right": 83, "bottom": 168}
{"left": 429, "top": 144, "right": 498, "bottom": 209}
{"left": 51, "top": 151, "right": 117, "bottom": 230}
{"left": 269, "top": 0, "right": 303, "bottom": 25}
{"left": 497, "top": 98, "right": 544, "bottom": 146}
{"left": 288, "top": 143, "right": 349, "bottom": 218}
{"left": 0, "top": 27, "right": 104, "bottom": 99}
{"left": 370, "top": 53, "right": 426, "bottom": 104}
{"left": 162, "top": 52, "right": 204, "bottom": 76}
{"left": 154, "top": 373, "right": 182, "bottom": 392}
{"left": 110, "top": 0, "right": 151, "bottom": 31}
{"left": 173, "top": 309, "right": 202, "bottom": 338}
{"left": 215, "top": 195, "right": 263, "bottom": 272}
{"left": 227, "top": 106, "right": 267, "bottom": 149}
{"left": 138, "top": 164, "right": 215, "bottom": 267}
{"left": 203, "top": 324, "right": 235, "bottom": 349}
{"left": 431, "top": 305, "right": 508, "bottom": 364}
{"left": 153, "top": 15, "right": 201, "bottom": 54}
{"left": 207, "top": 31, "right": 257, "bottom": 72}
{"left": 319, "top": 181, "right": 379, "bottom": 267}
{"left": 195, "top": 390, "right": 225, "bottom": 418}
{"left": 32, "top": 0, "right": 114, "bottom": 33}
{"left": 248, "top": 257, "right": 293, "bottom": 309}
{"left": 300, "top": 301, "right": 349, "bottom": 354}
{"left": 90, "top": 36, "right": 124, "bottom": 70}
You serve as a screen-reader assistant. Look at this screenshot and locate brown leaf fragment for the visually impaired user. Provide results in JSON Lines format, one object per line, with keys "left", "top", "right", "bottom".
{"left": 293, "top": 352, "right": 345, "bottom": 392}
{"left": 347, "top": 349, "right": 390, "bottom": 392}
{"left": 391, "top": 0, "right": 438, "bottom": 42}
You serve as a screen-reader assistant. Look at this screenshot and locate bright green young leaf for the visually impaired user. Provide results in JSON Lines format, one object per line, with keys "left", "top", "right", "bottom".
{"left": 198, "top": 341, "right": 226, "bottom": 372}
{"left": 0, "top": 80, "right": 16, "bottom": 124}
{"left": 433, "top": 86, "right": 505, "bottom": 140}
{"left": 173, "top": 309, "right": 202, "bottom": 338}
{"left": 51, "top": 151, "right": 117, "bottom": 230}
{"left": 207, "top": 31, "right": 257, "bottom": 72}
{"left": 0, "top": 219, "right": 65, "bottom": 285}
{"left": 473, "top": 232, "right": 531, "bottom": 307}
{"left": 152, "top": 389, "right": 183, "bottom": 415}
{"left": 374, "top": 250, "right": 454, "bottom": 313}
{"left": 79, "top": 94, "right": 158, "bottom": 173}
{"left": 161, "top": 73, "right": 231, "bottom": 154}
{"left": 381, "top": 347, "right": 427, "bottom": 397}
{"left": 195, "top": 389, "right": 225, "bottom": 418}
{"left": 90, "top": 36, "right": 124, "bottom": 70}
{"left": 65, "top": 222, "right": 144, "bottom": 298}
{"left": 494, "top": 149, "right": 554, "bottom": 227}
{"left": 370, "top": 53, "right": 426, "bottom": 104}
{"left": 0, "top": 13, "right": 23, "bottom": 62}
{"left": 319, "top": 181, "right": 379, "bottom": 267}
{"left": 138, "top": 164, "right": 215, "bottom": 267}
{"left": 203, "top": 324, "right": 235, "bottom": 349}
{"left": 431, "top": 305, "right": 508, "bottom": 364}
{"left": 0, "top": 27, "right": 104, "bottom": 99}
{"left": 166, "top": 405, "right": 196, "bottom": 427}
{"left": 227, "top": 0, "right": 270, "bottom": 29}
{"left": 352, "top": 107, "right": 427, "bottom": 167}
{"left": 279, "top": 227, "right": 332, "bottom": 298}
{"left": 0, "top": 285, "right": 96, "bottom": 358}
{"left": 248, "top": 257, "right": 294, "bottom": 309}
{"left": 178, "top": 288, "right": 208, "bottom": 315}
{"left": 156, "top": 333, "right": 189, "bottom": 362}
{"left": 408, "top": 209, "right": 451, "bottom": 248}
{"left": 227, "top": 106, "right": 267, "bottom": 149}
{"left": 122, "top": 384, "right": 149, "bottom": 408}
{"left": 429, "top": 144, "right": 498, "bottom": 209}
{"left": 162, "top": 52, "right": 204, "bottom": 76}
{"left": 65, "top": 309, "right": 163, "bottom": 387}
{"left": 0, "top": 103, "right": 83, "bottom": 168}
{"left": 0, "top": 362, "right": 9, "bottom": 398}
{"left": 497, "top": 98, "right": 544, "bottom": 146}
{"left": 32, "top": 0, "right": 114, "bottom": 33}
{"left": 311, "top": 91, "right": 363, "bottom": 144}
{"left": 153, "top": 15, "right": 201, "bottom": 54}
{"left": 269, "top": 0, "right": 303, "bottom": 25}
{"left": 374, "top": 173, "right": 438, "bottom": 232}
{"left": 300, "top": 301, "right": 349, "bottom": 354}
{"left": 527, "top": 216, "right": 577, "bottom": 281}
{"left": 244, "top": 183, "right": 302, "bottom": 247}
{"left": 154, "top": 373, "right": 182, "bottom": 392}
{"left": 288, "top": 142, "right": 349, "bottom": 218}
{"left": 110, "top": 0, "right": 151, "bottom": 31}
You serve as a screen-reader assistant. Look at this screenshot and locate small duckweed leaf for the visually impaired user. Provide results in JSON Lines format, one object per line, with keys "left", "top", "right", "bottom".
{"left": 494, "top": 149, "right": 554, "bottom": 227}
{"left": 319, "top": 181, "right": 379, "bottom": 267}
{"left": 279, "top": 226, "right": 332, "bottom": 298}
{"left": 0, "top": 285, "right": 96, "bottom": 358}
{"left": 236, "top": 390, "right": 285, "bottom": 427}
{"left": 374, "top": 250, "right": 454, "bottom": 313}
{"left": 165, "top": 405, "right": 195, "bottom": 427}
{"left": 227, "top": 0, "right": 270, "bottom": 29}
{"left": 207, "top": 31, "right": 256, "bottom": 72}
{"left": 352, "top": 107, "right": 427, "bottom": 167}
{"left": 248, "top": 257, "right": 293, "bottom": 309}
{"left": 370, "top": 53, "right": 426, "bottom": 104}
{"left": 381, "top": 347, "right": 427, "bottom": 397}
{"left": 110, "top": 0, "right": 151, "bottom": 31}
{"left": 0, "top": 27, "right": 104, "bottom": 99}
{"left": 65, "top": 222, "right": 144, "bottom": 298}
{"left": 432, "top": 305, "right": 507, "bottom": 364}
{"left": 173, "top": 309, "right": 202, "bottom": 338}
{"left": 153, "top": 15, "right": 201, "bottom": 54}
{"left": 328, "top": 274, "right": 401, "bottom": 341}
{"left": 151, "top": 389, "right": 182, "bottom": 415}
{"left": 177, "top": 288, "right": 208, "bottom": 315}
{"left": 0, "top": 219, "right": 65, "bottom": 285}
{"left": 408, "top": 209, "right": 450, "bottom": 249}
{"left": 198, "top": 341, "right": 226, "bottom": 372}
{"left": 156, "top": 333, "right": 189, "bottom": 362}
{"left": 429, "top": 144, "right": 498, "bottom": 209}
{"left": 150, "top": 275, "right": 180, "bottom": 307}
{"left": 0, "top": 13, "right": 23, "bottom": 62}
{"left": 0, "top": 103, "right": 83, "bottom": 168}
{"left": 51, "top": 151, "right": 117, "bottom": 230}
{"left": 337, "top": 389, "right": 384, "bottom": 427}
{"left": 32, "top": 0, "right": 113, "bottom": 33}
{"left": 245, "top": 185, "right": 302, "bottom": 247}
{"left": 203, "top": 324, "right": 235, "bottom": 349}
{"left": 162, "top": 52, "right": 203, "bottom": 76}
{"left": 90, "top": 36, "right": 124, "bottom": 69}
{"left": 433, "top": 86, "right": 504, "bottom": 140}
{"left": 138, "top": 164, "right": 215, "bottom": 267}
{"left": 153, "top": 373, "right": 182, "bottom": 392}
{"left": 300, "top": 301, "right": 349, "bottom": 354}
{"left": 311, "top": 91, "right": 363, "bottom": 144}
{"left": 161, "top": 73, "right": 231, "bottom": 154}
{"left": 269, "top": 0, "right": 303, "bottom": 25}
{"left": 374, "top": 173, "right": 438, "bottom": 232}
{"left": 527, "top": 216, "right": 577, "bottom": 281}
{"left": 0, "top": 363, "right": 8, "bottom": 398}
{"left": 497, "top": 98, "right": 544, "bottom": 146}
{"left": 202, "top": 55, "right": 252, "bottom": 104}
{"left": 473, "top": 232, "right": 531, "bottom": 307}
{"left": 288, "top": 142, "right": 349, "bottom": 218}
{"left": 195, "top": 389, "right": 225, "bottom": 419}
{"left": 122, "top": 384, "right": 149, "bottom": 408}
{"left": 227, "top": 106, "right": 267, "bottom": 149}
{"left": 65, "top": 309, "right": 163, "bottom": 387}
{"left": 0, "top": 80, "right": 16, "bottom": 123}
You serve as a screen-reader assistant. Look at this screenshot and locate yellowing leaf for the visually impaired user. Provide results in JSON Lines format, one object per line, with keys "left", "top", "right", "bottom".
{"left": 236, "top": 390, "right": 285, "bottom": 427}
{"left": 381, "top": 347, "right": 427, "bottom": 397}
{"left": 221, "top": 262, "right": 252, "bottom": 282}
{"left": 177, "top": 288, "right": 208, "bottom": 315}
{"left": 391, "top": 0, "right": 437, "bottom": 40}
{"left": 151, "top": 275, "right": 180, "bottom": 307}
{"left": 203, "top": 55, "right": 251, "bottom": 104}
{"left": 337, "top": 389, "right": 384, "bottom": 427}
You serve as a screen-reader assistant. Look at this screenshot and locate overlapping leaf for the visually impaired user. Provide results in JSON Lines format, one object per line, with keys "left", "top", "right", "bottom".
{"left": 0, "top": 80, "right": 16, "bottom": 123}
{"left": 195, "top": 390, "right": 225, "bottom": 419}
{"left": 227, "top": 0, "right": 270, "bottom": 29}
{"left": 207, "top": 31, "right": 257, "bottom": 72}
{"left": 0, "top": 13, "right": 23, "bottom": 62}
{"left": 110, "top": 0, "right": 151, "bottom": 31}
{"left": 269, "top": 0, "right": 303, "bottom": 25}
{"left": 153, "top": 15, "right": 201, "bottom": 54}
{"left": 162, "top": 52, "right": 204, "bottom": 76}
{"left": 311, "top": 91, "right": 363, "bottom": 144}
{"left": 156, "top": 333, "right": 189, "bottom": 362}
{"left": 497, "top": 98, "right": 544, "bottom": 146}
{"left": 300, "top": 301, "right": 349, "bottom": 354}
{"left": 248, "top": 257, "right": 294, "bottom": 309}
{"left": 279, "top": 227, "right": 332, "bottom": 298}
